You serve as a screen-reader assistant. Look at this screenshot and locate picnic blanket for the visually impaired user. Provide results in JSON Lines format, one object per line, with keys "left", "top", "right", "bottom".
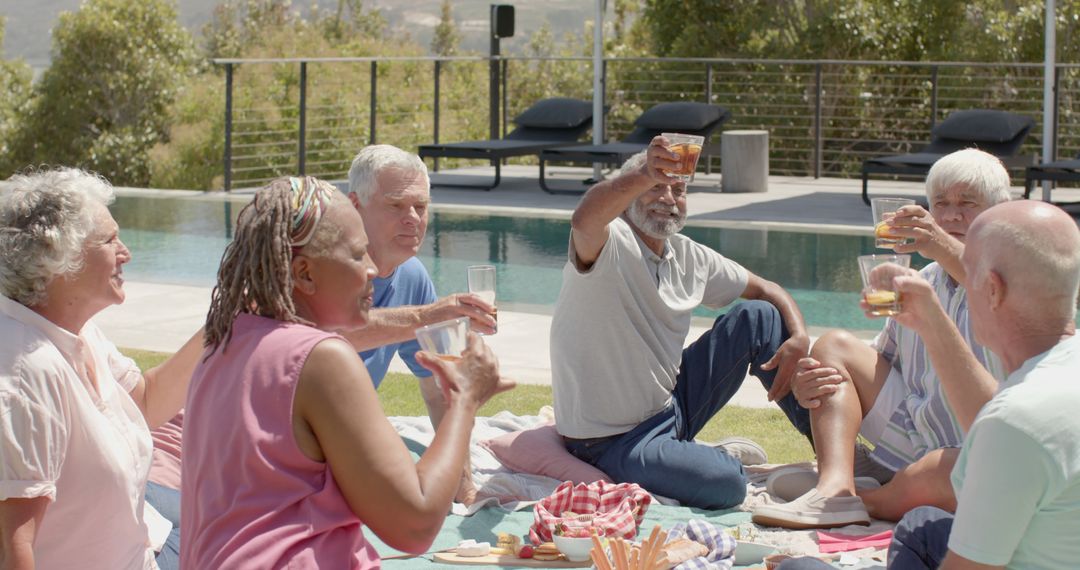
{"left": 380, "top": 412, "right": 891, "bottom": 569}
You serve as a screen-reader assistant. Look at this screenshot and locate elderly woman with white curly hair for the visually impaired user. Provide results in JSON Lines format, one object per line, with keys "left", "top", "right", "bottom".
{"left": 0, "top": 168, "right": 203, "bottom": 570}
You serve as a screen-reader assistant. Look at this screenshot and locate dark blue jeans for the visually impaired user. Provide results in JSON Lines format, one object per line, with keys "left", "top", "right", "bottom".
{"left": 887, "top": 506, "right": 953, "bottom": 569}
{"left": 565, "top": 301, "right": 811, "bottom": 509}
{"left": 145, "top": 481, "right": 181, "bottom": 570}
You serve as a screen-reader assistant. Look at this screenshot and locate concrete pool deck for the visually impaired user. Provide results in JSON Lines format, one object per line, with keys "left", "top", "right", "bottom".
{"left": 103, "top": 166, "right": 1079, "bottom": 408}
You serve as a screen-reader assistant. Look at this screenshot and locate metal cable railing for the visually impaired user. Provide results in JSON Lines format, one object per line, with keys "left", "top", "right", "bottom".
{"left": 214, "top": 55, "right": 1077, "bottom": 190}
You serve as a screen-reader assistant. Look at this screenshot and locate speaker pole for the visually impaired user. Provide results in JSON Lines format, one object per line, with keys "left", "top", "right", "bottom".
{"left": 489, "top": 5, "right": 501, "bottom": 141}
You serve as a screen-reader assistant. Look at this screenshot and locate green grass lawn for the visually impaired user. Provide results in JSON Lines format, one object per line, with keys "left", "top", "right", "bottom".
{"left": 125, "top": 349, "right": 815, "bottom": 465}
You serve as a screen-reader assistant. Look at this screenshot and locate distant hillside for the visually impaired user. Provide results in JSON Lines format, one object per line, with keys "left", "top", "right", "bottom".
{"left": 1, "top": 0, "right": 601, "bottom": 68}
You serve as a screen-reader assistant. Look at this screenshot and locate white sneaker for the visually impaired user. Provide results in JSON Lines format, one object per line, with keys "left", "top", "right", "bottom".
{"left": 752, "top": 489, "right": 871, "bottom": 529}
{"left": 765, "top": 466, "right": 881, "bottom": 502}
{"left": 710, "top": 436, "right": 768, "bottom": 466}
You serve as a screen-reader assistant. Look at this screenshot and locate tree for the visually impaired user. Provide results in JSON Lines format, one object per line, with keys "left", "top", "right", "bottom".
{"left": 0, "top": 18, "right": 33, "bottom": 162}
{"left": 430, "top": 0, "right": 461, "bottom": 57}
{"left": 0, "top": 0, "right": 197, "bottom": 184}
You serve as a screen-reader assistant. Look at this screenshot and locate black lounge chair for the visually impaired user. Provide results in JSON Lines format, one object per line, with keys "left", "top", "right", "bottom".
{"left": 1024, "top": 153, "right": 1080, "bottom": 204}
{"left": 861, "top": 109, "right": 1036, "bottom": 206}
{"left": 537, "top": 101, "right": 730, "bottom": 194}
{"left": 418, "top": 97, "right": 595, "bottom": 191}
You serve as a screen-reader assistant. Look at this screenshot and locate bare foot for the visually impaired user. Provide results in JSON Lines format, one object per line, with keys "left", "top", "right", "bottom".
{"left": 454, "top": 473, "right": 478, "bottom": 506}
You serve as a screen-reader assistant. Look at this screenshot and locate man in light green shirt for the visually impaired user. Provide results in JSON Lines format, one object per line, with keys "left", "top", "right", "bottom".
{"left": 881, "top": 200, "right": 1080, "bottom": 569}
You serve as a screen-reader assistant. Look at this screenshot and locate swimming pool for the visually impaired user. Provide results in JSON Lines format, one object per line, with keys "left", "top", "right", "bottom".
{"left": 110, "top": 195, "right": 926, "bottom": 331}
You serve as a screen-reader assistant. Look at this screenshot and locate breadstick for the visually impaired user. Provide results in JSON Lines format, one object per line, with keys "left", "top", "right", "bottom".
{"left": 591, "top": 549, "right": 613, "bottom": 570}
{"left": 591, "top": 532, "right": 611, "bottom": 570}
{"left": 641, "top": 528, "right": 668, "bottom": 570}
{"left": 638, "top": 525, "right": 662, "bottom": 569}
{"left": 613, "top": 538, "right": 630, "bottom": 570}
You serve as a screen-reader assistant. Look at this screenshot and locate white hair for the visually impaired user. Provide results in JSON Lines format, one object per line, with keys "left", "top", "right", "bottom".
{"left": 969, "top": 215, "right": 1080, "bottom": 322}
{"left": 347, "top": 145, "right": 429, "bottom": 206}
{"left": 925, "top": 149, "right": 1012, "bottom": 206}
{"left": 0, "top": 168, "right": 115, "bottom": 306}
{"left": 620, "top": 151, "right": 648, "bottom": 177}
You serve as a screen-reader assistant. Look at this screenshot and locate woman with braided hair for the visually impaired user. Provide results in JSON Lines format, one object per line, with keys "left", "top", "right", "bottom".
{"left": 180, "top": 176, "right": 509, "bottom": 569}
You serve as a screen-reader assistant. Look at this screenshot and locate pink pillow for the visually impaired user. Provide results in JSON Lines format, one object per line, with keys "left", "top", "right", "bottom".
{"left": 480, "top": 423, "right": 612, "bottom": 484}
{"left": 149, "top": 410, "right": 184, "bottom": 490}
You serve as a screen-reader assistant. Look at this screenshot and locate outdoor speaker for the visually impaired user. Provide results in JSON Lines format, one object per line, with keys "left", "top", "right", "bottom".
{"left": 492, "top": 4, "right": 515, "bottom": 39}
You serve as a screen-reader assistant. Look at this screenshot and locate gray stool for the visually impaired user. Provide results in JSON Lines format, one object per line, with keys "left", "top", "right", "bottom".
{"left": 721, "top": 130, "right": 769, "bottom": 193}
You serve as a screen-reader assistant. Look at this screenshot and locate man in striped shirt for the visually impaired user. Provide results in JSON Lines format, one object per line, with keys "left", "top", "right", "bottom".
{"left": 752, "top": 149, "right": 1010, "bottom": 529}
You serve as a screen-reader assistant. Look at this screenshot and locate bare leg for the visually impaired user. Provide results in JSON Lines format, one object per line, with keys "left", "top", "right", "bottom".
{"left": 860, "top": 448, "right": 959, "bottom": 521}
{"left": 807, "top": 331, "right": 892, "bottom": 497}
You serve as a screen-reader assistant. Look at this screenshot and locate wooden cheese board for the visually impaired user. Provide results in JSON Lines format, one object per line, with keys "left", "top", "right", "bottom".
{"left": 432, "top": 551, "right": 592, "bottom": 567}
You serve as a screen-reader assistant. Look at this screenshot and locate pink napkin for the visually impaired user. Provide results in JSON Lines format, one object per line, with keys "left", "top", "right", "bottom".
{"left": 816, "top": 529, "right": 893, "bottom": 553}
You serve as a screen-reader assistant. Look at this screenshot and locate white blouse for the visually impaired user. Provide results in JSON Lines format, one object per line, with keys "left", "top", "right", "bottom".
{"left": 0, "top": 295, "right": 157, "bottom": 569}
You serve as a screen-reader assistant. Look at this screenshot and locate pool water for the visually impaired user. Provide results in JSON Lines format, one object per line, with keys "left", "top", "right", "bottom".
{"left": 111, "top": 195, "right": 928, "bottom": 331}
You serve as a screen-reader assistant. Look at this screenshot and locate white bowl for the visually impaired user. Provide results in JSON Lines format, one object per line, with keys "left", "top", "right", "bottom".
{"left": 734, "top": 540, "right": 779, "bottom": 566}
{"left": 552, "top": 534, "right": 594, "bottom": 562}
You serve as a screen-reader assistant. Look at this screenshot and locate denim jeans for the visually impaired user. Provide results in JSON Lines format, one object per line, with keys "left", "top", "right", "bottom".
{"left": 145, "top": 481, "right": 181, "bottom": 570}
{"left": 565, "top": 301, "right": 812, "bottom": 509}
{"left": 886, "top": 506, "right": 953, "bottom": 569}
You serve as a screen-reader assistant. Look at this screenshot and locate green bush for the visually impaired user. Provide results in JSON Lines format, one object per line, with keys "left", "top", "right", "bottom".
{"left": 0, "top": 0, "right": 197, "bottom": 184}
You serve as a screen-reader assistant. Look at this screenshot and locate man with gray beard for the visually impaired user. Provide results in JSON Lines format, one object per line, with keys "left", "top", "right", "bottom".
{"left": 550, "top": 137, "right": 812, "bottom": 509}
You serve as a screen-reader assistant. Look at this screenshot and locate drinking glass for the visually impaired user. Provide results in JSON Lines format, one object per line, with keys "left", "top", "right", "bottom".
{"left": 858, "top": 254, "right": 911, "bottom": 316}
{"left": 661, "top": 132, "right": 705, "bottom": 182}
{"left": 414, "top": 317, "right": 470, "bottom": 363}
{"left": 467, "top": 264, "right": 497, "bottom": 334}
{"left": 870, "top": 197, "right": 916, "bottom": 249}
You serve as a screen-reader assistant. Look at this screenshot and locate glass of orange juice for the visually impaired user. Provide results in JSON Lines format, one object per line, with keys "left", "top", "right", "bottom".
{"left": 857, "top": 254, "right": 911, "bottom": 316}
{"left": 870, "top": 197, "right": 915, "bottom": 249}
{"left": 661, "top": 132, "right": 705, "bottom": 182}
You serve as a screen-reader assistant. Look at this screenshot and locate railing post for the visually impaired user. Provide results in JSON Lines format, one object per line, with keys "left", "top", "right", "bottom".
{"left": 433, "top": 59, "right": 441, "bottom": 172}
{"left": 369, "top": 61, "right": 377, "bottom": 144}
{"left": 298, "top": 61, "right": 307, "bottom": 175}
{"left": 601, "top": 59, "right": 607, "bottom": 142}
{"left": 501, "top": 59, "right": 509, "bottom": 139}
{"left": 1053, "top": 65, "right": 1061, "bottom": 161}
{"left": 224, "top": 62, "right": 233, "bottom": 192}
{"left": 489, "top": 54, "right": 499, "bottom": 141}
{"left": 930, "top": 65, "right": 939, "bottom": 129}
{"left": 705, "top": 63, "right": 713, "bottom": 174}
{"left": 814, "top": 62, "right": 823, "bottom": 179}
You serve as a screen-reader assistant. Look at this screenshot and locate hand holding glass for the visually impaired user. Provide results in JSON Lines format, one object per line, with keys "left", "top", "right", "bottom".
{"left": 660, "top": 132, "right": 705, "bottom": 182}
{"left": 467, "top": 265, "right": 497, "bottom": 334}
{"left": 858, "top": 254, "right": 911, "bottom": 316}
{"left": 870, "top": 198, "right": 916, "bottom": 249}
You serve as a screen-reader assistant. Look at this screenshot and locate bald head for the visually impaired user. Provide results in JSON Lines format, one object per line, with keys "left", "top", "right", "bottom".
{"left": 966, "top": 201, "right": 1080, "bottom": 325}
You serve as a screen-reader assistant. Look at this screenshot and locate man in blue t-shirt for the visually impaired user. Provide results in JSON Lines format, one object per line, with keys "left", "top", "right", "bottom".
{"left": 342, "top": 145, "right": 498, "bottom": 503}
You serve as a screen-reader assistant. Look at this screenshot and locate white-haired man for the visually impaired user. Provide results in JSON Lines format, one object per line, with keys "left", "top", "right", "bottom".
{"left": 753, "top": 149, "right": 1011, "bottom": 529}
{"left": 342, "top": 145, "right": 497, "bottom": 503}
{"left": 550, "top": 137, "right": 813, "bottom": 510}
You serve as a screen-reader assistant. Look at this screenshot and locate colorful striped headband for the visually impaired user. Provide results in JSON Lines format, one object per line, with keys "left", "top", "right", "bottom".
{"left": 289, "top": 176, "right": 334, "bottom": 250}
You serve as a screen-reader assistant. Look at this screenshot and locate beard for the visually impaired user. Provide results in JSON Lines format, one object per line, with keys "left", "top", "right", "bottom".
{"left": 626, "top": 199, "right": 687, "bottom": 239}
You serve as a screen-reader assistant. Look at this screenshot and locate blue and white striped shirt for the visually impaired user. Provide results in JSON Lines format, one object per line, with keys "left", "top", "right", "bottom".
{"left": 869, "top": 262, "right": 1005, "bottom": 471}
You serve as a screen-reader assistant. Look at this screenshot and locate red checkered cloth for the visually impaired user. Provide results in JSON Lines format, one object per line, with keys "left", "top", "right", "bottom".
{"left": 530, "top": 480, "right": 652, "bottom": 544}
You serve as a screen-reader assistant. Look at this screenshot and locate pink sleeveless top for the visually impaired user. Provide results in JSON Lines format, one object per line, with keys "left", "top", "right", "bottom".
{"left": 180, "top": 314, "right": 380, "bottom": 569}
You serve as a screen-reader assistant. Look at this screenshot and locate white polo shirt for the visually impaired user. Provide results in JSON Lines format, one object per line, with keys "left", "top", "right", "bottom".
{"left": 551, "top": 217, "right": 748, "bottom": 439}
{"left": 0, "top": 295, "right": 157, "bottom": 569}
